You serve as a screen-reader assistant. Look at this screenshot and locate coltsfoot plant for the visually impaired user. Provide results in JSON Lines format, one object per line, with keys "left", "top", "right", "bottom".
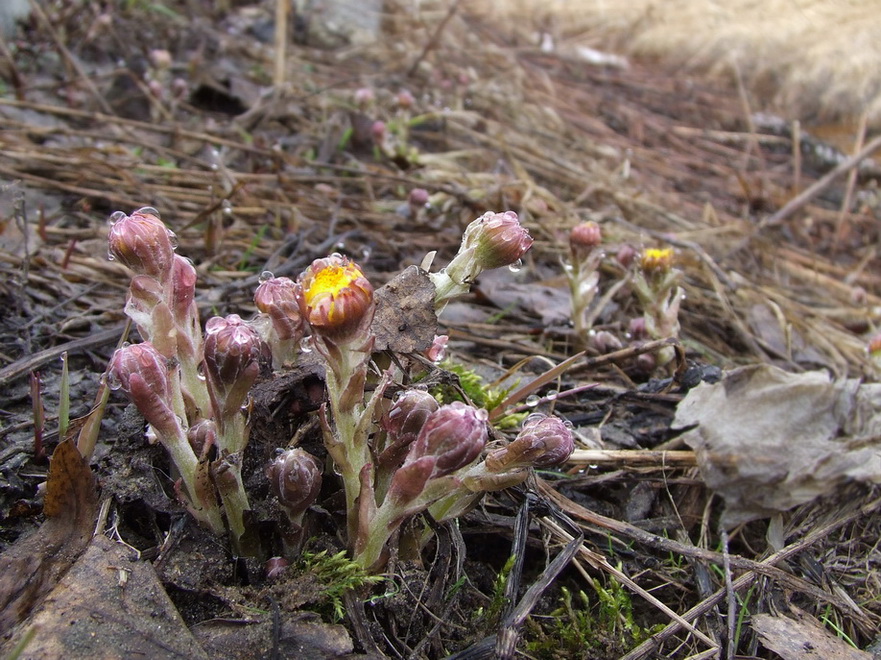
{"left": 105, "top": 208, "right": 575, "bottom": 571}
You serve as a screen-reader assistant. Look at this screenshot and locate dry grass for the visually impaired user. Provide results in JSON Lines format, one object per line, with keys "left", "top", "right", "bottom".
{"left": 2, "top": 1, "right": 881, "bottom": 657}
{"left": 478, "top": 0, "right": 881, "bottom": 129}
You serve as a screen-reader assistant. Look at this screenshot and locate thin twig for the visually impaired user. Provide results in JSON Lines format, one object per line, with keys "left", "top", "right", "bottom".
{"left": 759, "top": 133, "right": 881, "bottom": 228}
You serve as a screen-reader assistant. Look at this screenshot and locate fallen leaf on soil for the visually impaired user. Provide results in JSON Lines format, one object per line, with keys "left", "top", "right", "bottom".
{"left": 1, "top": 534, "right": 208, "bottom": 660}
{"left": 371, "top": 265, "right": 438, "bottom": 353}
{"left": 474, "top": 269, "right": 572, "bottom": 325}
{"left": 673, "top": 364, "right": 881, "bottom": 527}
{"left": 0, "top": 439, "right": 96, "bottom": 636}
{"left": 751, "top": 613, "right": 872, "bottom": 660}
{"left": 193, "top": 613, "right": 359, "bottom": 660}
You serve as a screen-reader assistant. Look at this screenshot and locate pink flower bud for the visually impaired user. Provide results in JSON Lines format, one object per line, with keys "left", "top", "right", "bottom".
{"left": 408, "top": 187, "right": 430, "bottom": 208}
{"left": 396, "top": 89, "right": 415, "bottom": 109}
{"left": 203, "top": 314, "right": 263, "bottom": 421}
{"left": 591, "top": 330, "right": 623, "bottom": 354}
{"left": 296, "top": 254, "right": 374, "bottom": 343}
{"left": 108, "top": 342, "right": 179, "bottom": 438}
{"left": 371, "top": 120, "right": 386, "bottom": 143}
{"left": 254, "top": 276, "right": 305, "bottom": 342}
{"left": 405, "top": 402, "right": 487, "bottom": 478}
{"left": 266, "top": 448, "right": 323, "bottom": 519}
{"left": 461, "top": 211, "right": 533, "bottom": 271}
{"left": 108, "top": 207, "right": 176, "bottom": 281}
{"left": 628, "top": 316, "right": 648, "bottom": 341}
{"left": 425, "top": 334, "right": 448, "bottom": 363}
{"left": 354, "top": 87, "right": 375, "bottom": 107}
{"left": 187, "top": 419, "right": 216, "bottom": 459}
{"left": 485, "top": 413, "right": 574, "bottom": 472}
{"left": 569, "top": 221, "right": 602, "bottom": 252}
{"left": 617, "top": 244, "right": 637, "bottom": 269}
{"left": 379, "top": 389, "right": 440, "bottom": 468}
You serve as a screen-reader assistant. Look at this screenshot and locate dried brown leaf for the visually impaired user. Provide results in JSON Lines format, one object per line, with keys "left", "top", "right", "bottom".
{"left": 0, "top": 439, "right": 96, "bottom": 636}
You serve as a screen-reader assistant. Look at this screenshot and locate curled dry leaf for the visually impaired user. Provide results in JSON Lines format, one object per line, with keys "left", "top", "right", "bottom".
{"left": 673, "top": 364, "right": 881, "bottom": 527}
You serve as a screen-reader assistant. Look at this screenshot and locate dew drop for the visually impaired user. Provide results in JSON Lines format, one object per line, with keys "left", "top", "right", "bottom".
{"left": 107, "top": 252, "right": 116, "bottom": 261}
{"left": 137, "top": 206, "right": 160, "bottom": 218}
{"left": 474, "top": 408, "right": 489, "bottom": 422}
{"left": 109, "top": 210, "right": 126, "bottom": 225}
{"left": 562, "top": 419, "right": 574, "bottom": 430}
{"left": 121, "top": 341, "right": 131, "bottom": 349}
{"left": 259, "top": 270, "right": 275, "bottom": 284}
{"left": 360, "top": 246, "right": 372, "bottom": 261}
{"left": 508, "top": 259, "right": 522, "bottom": 273}
{"left": 299, "top": 337, "right": 313, "bottom": 354}
{"left": 545, "top": 390, "right": 558, "bottom": 401}
{"left": 525, "top": 394, "right": 541, "bottom": 408}
{"left": 680, "top": 293, "right": 687, "bottom": 300}
{"left": 168, "top": 232, "right": 179, "bottom": 249}
{"left": 104, "top": 372, "right": 122, "bottom": 391}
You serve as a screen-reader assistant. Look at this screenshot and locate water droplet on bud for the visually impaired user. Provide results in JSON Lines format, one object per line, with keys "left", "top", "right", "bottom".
{"left": 104, "top": 372, "right": 122, "bottom": 391}
{"left": 508, "top": 259, "right": 522, "bottom": 273}
{"left": 525, "top": 394, "right": 541, "bottom": 407}
{"left": 259, "top": 270, "right": 275, "bottom": 283}
{"left": 299, "top": 337, "right": 313, "bottom": 354}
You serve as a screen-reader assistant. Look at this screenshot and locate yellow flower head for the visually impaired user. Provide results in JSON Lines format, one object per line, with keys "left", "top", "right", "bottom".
{"left": 639, "top": 247, "right": 675, "bottom": 275}
{"left": 297, "top": 254, "right": 374, "bottom": 341}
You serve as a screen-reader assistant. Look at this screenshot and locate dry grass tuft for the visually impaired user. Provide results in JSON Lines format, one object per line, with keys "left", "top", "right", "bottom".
{"left": 478, "top": 0, "right": 881, "bottom": 129}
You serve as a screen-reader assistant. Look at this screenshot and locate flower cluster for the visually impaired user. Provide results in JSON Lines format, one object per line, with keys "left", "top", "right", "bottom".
{"left": 107, "top": 208, "right": 260, "bottom": 548}
{"left": 562, "top": 223, "right": 686, "bottom": 368}
{"left": 107, "top": 208, "right": 573, "bottom": 572}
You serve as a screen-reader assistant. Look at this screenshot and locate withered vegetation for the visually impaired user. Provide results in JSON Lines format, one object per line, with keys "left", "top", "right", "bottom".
{"left": 0, "top": 1, "right": 880, "bottom": 658}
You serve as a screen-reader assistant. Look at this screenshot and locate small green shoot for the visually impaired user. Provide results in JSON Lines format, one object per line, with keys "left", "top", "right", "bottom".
{"left": 58, "top": 352, "right": 70, "bottom": 441}
{"left": 235, "top": 224, "right": 269, "bottom": 271}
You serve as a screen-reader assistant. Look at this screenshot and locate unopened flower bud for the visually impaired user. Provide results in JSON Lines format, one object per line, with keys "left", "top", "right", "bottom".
{"left": 379, "top": 389, "right": 440, "bottom": 468}
{"left": 461, "top": 211, "right": 533, "bottom": 271}
{"left": 406, "top": 402, "right": 487, "bottom": 478}
{"left": 203, "top": 314, "right": 263, "bottom": 421}
{"left": 569, "top": 221, "right": 602, "bottom": 262}
{"left": 408, "top": 187, "right": 430, "bottom": 208}
{"left": 297, "top": 254, "right": 374, "bottom": 343}
{"left": 267, "top": 448, "right": 323, "bottom": 520}
{"left": 617, "top": 244, "right": 637, "bottom": 269}
{"left": 371, "top": 120, "right": 386, "bottom": 143}
{"left": 254, "top": 276, "right": 305, "bottom": 342}
{"left": 591, "top": 330, "right": 623, "bottom": 354}
{"left": 485, "top": 413, "right": 574, "bottom": 472}
{"left": 108, "top": 342, "right": 179, "bottom": 438}
{"left": 108, "top": 207, "right": 176, "bottom": 281}
{"left": 425, "top": 334, "right": 448, "bottom": 363}
{"left": 187, "top": 419, "right": 216, "bottom": 459}
{"left": 396, "top": 89, "right": 415, "bottom": 109}
{"left": 628, "top": 316, "right": 648, "bottom": 341}
{"left": 354, "top": 87, "right": 375, "bottom": 108}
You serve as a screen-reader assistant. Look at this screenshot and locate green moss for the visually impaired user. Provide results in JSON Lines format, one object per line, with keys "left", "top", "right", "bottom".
{"left": 432, "top": 360, "right": 526, "bottom": 429}
{"left": 298, "top": 549, "right": 384, "bottom": 621}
